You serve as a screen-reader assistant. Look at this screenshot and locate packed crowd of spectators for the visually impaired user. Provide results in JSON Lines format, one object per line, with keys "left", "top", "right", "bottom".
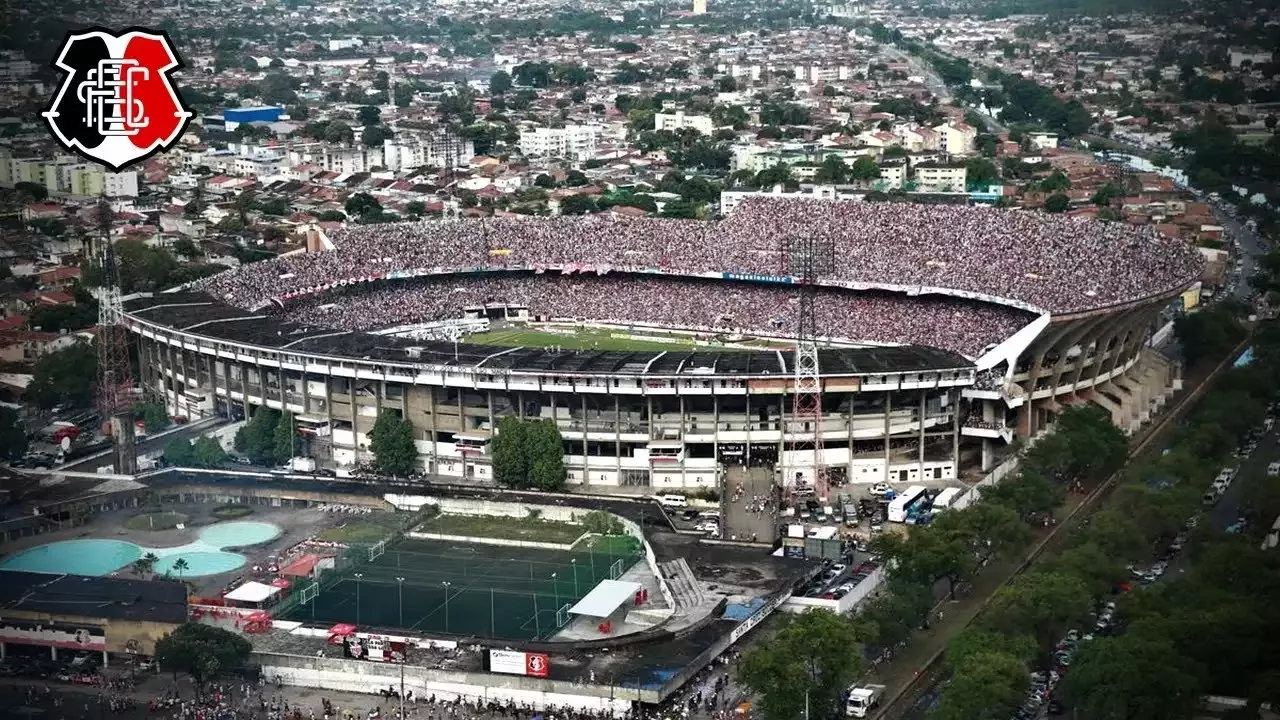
{"left": 280, "top": 273, "right": 1032, "bottom": 357}
{"left": 199, "top": 199, "right": 1202, "bottom": 317}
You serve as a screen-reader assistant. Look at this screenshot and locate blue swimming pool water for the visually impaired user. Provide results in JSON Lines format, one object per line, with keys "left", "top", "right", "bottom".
{"left": 198, "top": 521, "right": 280, "bottom": 548}
{"left": 0, "top": 521, "right": 282, "bottom": 578}
{"left": 153, "top": 551, "right": 246, "bottom": 576}
{"left": 0, "top": 539, "right": 142, "bottom": 576}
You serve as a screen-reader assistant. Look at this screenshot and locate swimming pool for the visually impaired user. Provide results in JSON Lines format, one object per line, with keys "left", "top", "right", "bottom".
{"left": 0, "top": 520, "right": 283, "bottom": 578}
{"left": 0, "top": 539, "right": 143, "bottom": 577}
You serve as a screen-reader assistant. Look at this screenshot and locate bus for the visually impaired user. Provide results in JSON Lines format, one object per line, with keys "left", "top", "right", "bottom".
{"left": 931, "top": 487, "right": 962, "bottom": 512}
{"left": 887, "top": 486, "right": 927, "bottom": 523}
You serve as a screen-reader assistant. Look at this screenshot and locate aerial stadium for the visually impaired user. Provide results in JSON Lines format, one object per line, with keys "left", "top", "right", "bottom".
{"left": 122, "top": 197, "right": 1203, "bottom": 490}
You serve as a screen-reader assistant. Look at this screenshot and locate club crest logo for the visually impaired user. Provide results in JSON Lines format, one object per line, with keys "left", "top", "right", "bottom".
{"left": 42, "top": 27, "right": 194, "bottom": 172}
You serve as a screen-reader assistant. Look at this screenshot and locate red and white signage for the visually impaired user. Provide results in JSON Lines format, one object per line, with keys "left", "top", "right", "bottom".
{"left": 489, "top": 649, "right": 550, "bottom": 677}
{"left": 0, "top": 620, "right": 106, "bottom": 651}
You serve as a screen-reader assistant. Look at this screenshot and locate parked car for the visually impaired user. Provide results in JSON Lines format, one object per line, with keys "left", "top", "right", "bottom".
{"left": 868, "top": 483, "right": 891, "bottom": 496}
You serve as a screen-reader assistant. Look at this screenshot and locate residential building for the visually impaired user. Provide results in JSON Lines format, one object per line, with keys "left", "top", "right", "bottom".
{"left": 933, "top": 122, "right": 978, "bottom": 155}
{"left": 915, "top": 162, "right": 968, "bottom": 192}
{"left": 654, "top": 111, "right": 715, "bottom": 135}
{"left": 384, "top": 132, "right": 476, "bottom": 171}
{"left": 519, "top": 125, "right": 600, "bottom": 161}
{"left": 877, "top": 159, "right": 907, "bottom": 189}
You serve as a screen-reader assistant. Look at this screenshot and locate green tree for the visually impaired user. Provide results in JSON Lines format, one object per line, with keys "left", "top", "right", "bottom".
{"left": 849, "top": 156, "right": 880, "bottom": 182}
{"left": 193, "top": 436, "right": 227, "bottom": 468}
{"left": 1062, "top": 634, "right": 1205, "bottom": 720}
{"left": 235, "top": 407, "right": 280, "bottom": 464}
{"left": 560, "top": 195, "right": 597, "bottom": 215}
{"left": 356, "top": 105, "right": 382, "bottom": 126}
{"left": 132, "top": 552, "right": 159, "bottom": 578}
{"left": 324, "top": 120, "right": 354, "bottom": 145}
{"left": 0, "top": 407, "right": 29, "bottom": 462}
{"left": 525, "top": 420, "right": 567, "bottom": 491}
{"left": 489, "top": 71, "right": 512, "bottom": 95}
{"left": 965, "top": 157, "right": 1000, "bottom": 186}
{"left": 492, "top": 415, "right": 530, "bottom": 488}
{"left": 164, "top": 437, "right": 196, "bottom": 466}
{"left": 344, "top": 192, "right": 383, "bottom": 222}
{"left": 1040, "top": 170, "right": 1072, "bottom": 192}
{"left": 983, "top": 571, "right": 1091, "bottom": 656}
{"left": 933, "top": 651, "right": 1029, "bottom": 720}
{"left": 739, "top": 610, "right": 866, "bottom": 720}
{"left": 134, "top": 403, "right": 170, "bottom": 433}
{"left": 660, "top": 198, "right": 698, "bottom": 219}
{"left": 171, "top": 557, "right": 189, "bottom": 578}
{"left": 273, "top": 412, "right": 298, "bottom": 465}
{"left": 814, "top": 155, "right": 849, "bottom": 183}
{"left": 155, "top": 623, "right": 252, "bottom": 695}
{"left": 1044, "top": 193, "right": 1070, "bottom": 213}
{"left": 369, "top": 411, "right": 417, "bottom": 476}
{"left": 27, "top": 342, "right": 97, "bottom": 409}
{"left": 361, "top": 125, "right": 391, "bottom": 147}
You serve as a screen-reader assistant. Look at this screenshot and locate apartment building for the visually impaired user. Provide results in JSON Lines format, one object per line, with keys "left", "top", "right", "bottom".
{"left": 518, "top": 125, "right": 600, "bottom": 161}
{"left": 384, "top": 132, "right": 476, "bottom": 171}
{"left": 654, "top": 111, "right": 715, "bottom": 136}
{"left": 914, "top": 162, "right": 968, "bottom": 192}
{"left": 933, "top": 123, "right": 978, "bottom": 156}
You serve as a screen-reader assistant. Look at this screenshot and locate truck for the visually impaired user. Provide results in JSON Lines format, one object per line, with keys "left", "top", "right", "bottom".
{"left": 287, "top": 457, "right": 317, "bottom": 472}
{"left": 846, "top": 684, "right": 885, "bottom": 717}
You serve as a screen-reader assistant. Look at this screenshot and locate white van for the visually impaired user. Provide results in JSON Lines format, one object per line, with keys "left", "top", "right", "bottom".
{"left": 657, "top": 494, "right": 688, "bottom": 509}
{"left": 1268, "top": 462, "right": 1280, "bottom": 477}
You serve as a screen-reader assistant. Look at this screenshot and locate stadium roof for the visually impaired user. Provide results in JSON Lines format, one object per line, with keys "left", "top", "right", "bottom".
{"left": 0, "top": 571, "right": 188, "bottom": 624}
{"left": 569, "top": 579, "right": 642, "bottom": 618}
{"left": 126, "top": 294, "right": 973, "bottom": 376}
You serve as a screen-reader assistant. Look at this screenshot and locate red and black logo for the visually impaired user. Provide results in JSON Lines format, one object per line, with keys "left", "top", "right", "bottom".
{"left": 42, "top": 27, "right": 194, "bottom": 172}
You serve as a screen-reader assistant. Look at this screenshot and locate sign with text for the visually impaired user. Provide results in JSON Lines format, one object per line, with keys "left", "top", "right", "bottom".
{"left": 489, "top": 649, "right": 550, "bottom": 677}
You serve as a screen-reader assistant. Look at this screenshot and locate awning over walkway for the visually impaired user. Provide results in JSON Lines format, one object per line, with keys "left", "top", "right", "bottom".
{"left": 567, "top": 579, "right": 641, "bottom": 618}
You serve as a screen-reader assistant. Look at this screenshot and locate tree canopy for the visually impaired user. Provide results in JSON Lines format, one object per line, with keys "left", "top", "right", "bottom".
{"left": 369, "top": 411, "right": 417, "bottom": 476}
{"left": 738, "top": 610, "right": 866, "bottom": 720}
{"left": 155, "top": 623, "right": 252, "bottom": 693}
{"left": 491, "top": 418, "right": 567, "bottom": 491}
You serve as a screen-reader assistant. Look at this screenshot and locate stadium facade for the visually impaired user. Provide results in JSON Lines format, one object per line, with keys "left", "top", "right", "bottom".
{"left": 123, "top": 205, "right": 1197, "bottom": 489}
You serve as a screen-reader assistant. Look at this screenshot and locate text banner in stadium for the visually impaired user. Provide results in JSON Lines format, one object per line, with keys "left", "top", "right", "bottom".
{"left": 722, "top": 272, "right": 794, "bottom": 284}
{"left": 489, "top": 649, "right": 551, "bottom": 677}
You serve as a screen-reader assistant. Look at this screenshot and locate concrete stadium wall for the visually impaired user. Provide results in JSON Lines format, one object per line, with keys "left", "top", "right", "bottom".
{"left": 404, "top": 530, "right": 588, "bottom": 551}
{"left": 257, "top": 652, "right": 645, "bottom": 713}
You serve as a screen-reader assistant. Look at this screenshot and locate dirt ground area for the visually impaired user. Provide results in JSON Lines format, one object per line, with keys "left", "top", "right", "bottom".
{"left": 0, "top": 503, "right": 391, "bottom": 596}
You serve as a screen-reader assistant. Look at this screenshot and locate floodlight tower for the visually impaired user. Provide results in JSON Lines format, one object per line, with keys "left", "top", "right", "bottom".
{"left": 779, "top": 234, "right": 835, "bottom": 501}
{"left": 93, "top": 197, "right": 138, "bottom": 474}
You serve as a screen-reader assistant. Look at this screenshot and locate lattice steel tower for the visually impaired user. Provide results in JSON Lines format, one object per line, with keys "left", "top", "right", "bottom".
{"left": 93, "top": 198, "right": 137, "bottom": 474}
{"left": 779, "top": 234, "right": 835, "bottom": 501}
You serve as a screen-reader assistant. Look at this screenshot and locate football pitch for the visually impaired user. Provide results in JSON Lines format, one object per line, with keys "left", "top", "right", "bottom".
{"left": 278, "top": 537, "right": 642, "bottom": 640}
{"left": 466, "top": 326, "right": 783, "bottom": 352}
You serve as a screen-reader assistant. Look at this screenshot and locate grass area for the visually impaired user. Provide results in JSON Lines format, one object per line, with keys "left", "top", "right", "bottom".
{"left": 122, "top": 511, "right": 188, "bottom": 531}
{"left": 317, "top": 522, "right": 395, "bottom": 544}
{"left": 211, "top": 505, "right": 254, "bottom": 520}
{"left": 573, "top": 533, "right": 643, "bottom": 556}
{"left": 465, "top": 326, "right": 775, "bottom": 352}
{"left": 416, "top": 513, "right": 586, "bottom": 544}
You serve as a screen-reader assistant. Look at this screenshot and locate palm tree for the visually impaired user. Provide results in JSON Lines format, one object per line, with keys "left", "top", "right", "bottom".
{"left": 172, "top": 558, "right": 189, "bottom": 578}
{"left": 133, "top": 552, "right": 160, "bottom": 578}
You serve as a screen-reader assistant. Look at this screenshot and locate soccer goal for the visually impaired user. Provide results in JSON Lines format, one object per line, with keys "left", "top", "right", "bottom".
{"left": 555, "top": 604, "right": 571, "bottom": 628}
{"left": 369, "top": 539, "right": 386, "bottom": 563}
{"left": 609, "top": 558, "right": 624, "bottom": 580}
{"left": 300, "top": 580, "right": 319, "bottom": 605}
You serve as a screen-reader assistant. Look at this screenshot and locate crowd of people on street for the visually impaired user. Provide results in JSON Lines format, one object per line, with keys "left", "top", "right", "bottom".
{"left": 200, "top": 199, "right": 1202, "bottom": 320}
{"left": 281, "top": 273, "right": 1031, "bottom": 357}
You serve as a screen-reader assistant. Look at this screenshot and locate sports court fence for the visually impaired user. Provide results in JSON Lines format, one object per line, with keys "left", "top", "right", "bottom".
{"left": 280, "top": 536, "right": 642, "bottom": 641}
